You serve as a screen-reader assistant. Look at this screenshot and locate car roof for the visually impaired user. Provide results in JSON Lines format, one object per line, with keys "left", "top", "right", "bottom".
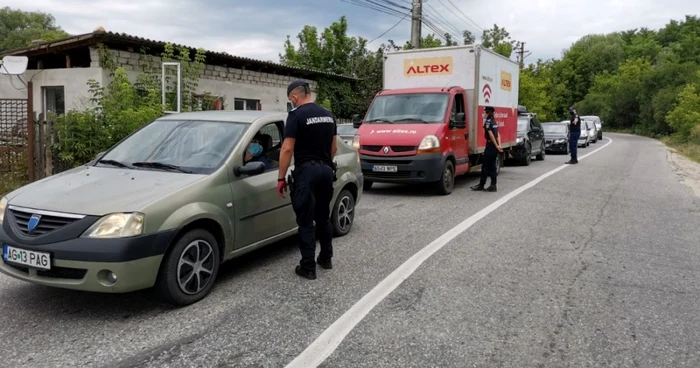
{"left": 156, "top": 110, "right": 288, "bottom": 123}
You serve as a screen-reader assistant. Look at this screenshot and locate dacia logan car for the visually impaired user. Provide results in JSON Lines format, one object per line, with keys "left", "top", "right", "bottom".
{"left": 0, "top": 111, "right": 363, "bottom": 306}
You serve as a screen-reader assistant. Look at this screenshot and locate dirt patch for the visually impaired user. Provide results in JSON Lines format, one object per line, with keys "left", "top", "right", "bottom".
{"left": 666, "top": 147, "right": 700, "bottom": 199}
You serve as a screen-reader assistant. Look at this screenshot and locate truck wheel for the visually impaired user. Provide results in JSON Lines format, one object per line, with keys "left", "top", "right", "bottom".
{"left": 155, "top": 228, "right": 221, "bottom": 307}
{"left": 436, "top": 160, "right": 455, "bottom": 195}
{"left": 497, "top": 153, "right": 504, "bottom": 174}
{"left": 331, "top": 189, "right": 355, "bottom": 237}
{"left": 363, "top": 179, "right": 373, "bottom": 190}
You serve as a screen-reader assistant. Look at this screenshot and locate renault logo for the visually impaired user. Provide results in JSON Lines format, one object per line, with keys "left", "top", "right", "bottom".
{"left": 383, "top": 146, "right": 390, "bottom": 154}
{"left": 27, "top": 214, "right": 41, "bottom": 233}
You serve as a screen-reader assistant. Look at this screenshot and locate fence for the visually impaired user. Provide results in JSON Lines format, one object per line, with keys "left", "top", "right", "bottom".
{"left": 0, "top": 98, "right": 74, "bottom": 195}
{"left": 0, "top": 99, "right": 29, "bottom": 195}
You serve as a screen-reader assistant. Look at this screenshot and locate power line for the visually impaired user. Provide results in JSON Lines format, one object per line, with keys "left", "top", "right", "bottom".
{"left": 434, "top": 0, "right": 484, "bottom": 35}
{"left": 368, "top": 11, "right": 411, "bottom": 44}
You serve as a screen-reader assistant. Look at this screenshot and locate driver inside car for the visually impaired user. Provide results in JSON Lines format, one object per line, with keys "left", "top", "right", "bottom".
{"left": 244, "top": 133, "right": 273, "bottom": 170}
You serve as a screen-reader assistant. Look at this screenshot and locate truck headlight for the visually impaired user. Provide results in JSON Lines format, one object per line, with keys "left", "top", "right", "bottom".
{"left": 417, "top": 135, "right": 440, "bottom": 154}
{"left": 0, "top": 196, "right": 7, "bottom": 225}
{"left": 83, "top": 213, "right": 145, "bottom": 238}
{"left": 352, "top": 134, "right": 360, "bottom": 149}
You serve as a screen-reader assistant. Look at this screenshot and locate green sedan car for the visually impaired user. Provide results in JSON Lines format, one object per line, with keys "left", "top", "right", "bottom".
{"left": 0, "top": 111, "right": 363, "bottom": 306}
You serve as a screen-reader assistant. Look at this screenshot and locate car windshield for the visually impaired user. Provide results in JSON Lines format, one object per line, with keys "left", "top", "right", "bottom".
{"left": 337, "top": 124, "right": 357, "bottom": 136}
{"left": 543, "top": 124, "right": 567, "bottom": 134}
{"left": 365, "top": 93, "right": 449, "bottom": 123}
{"left": 99, "top": 119, "right": 247, "bottom": 174}
{"left": 517, "top": 118, "right": 529, "bottom": 132}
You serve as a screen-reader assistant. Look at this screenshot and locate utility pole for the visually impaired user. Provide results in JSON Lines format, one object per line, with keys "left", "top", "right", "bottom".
{"left": 411, "top": 0, "right": 422, "bottom": 48}
{"left": 517, "top": 41, "right": 528, "bottom": 69}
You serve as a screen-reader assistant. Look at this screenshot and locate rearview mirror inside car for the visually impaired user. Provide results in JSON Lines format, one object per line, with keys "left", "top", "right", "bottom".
{"left": 234, "top": 161, "right": 266, "bottom": 177}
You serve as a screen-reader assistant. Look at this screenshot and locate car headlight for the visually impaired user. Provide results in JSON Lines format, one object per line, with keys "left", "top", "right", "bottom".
{"left": 0, "top": 196, "right": 7, "bottom": 225}
{"left": 352, "top": 134, "right": 360, "bottom": 149}
{"left": 83, "top": 213, "right": 145, "bottom": 238}
{"left": 516, "top": 137, "right": 524, "bottom": 144}
{"left": 417, "top": 135, "right": 440, "bottom": 153}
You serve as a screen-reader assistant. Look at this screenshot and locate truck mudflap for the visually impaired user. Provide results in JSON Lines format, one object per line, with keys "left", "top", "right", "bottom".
{"left": 360, "top": 152, "right": 445, "bottom": 184}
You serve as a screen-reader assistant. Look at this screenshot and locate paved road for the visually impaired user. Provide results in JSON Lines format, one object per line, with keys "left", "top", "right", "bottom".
{"left": 1, "top": 133, "right": 699, "bottom": 368}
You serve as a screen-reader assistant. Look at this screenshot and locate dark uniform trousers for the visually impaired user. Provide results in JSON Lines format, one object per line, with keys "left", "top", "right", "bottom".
{"left": 480, "top": 144, "right": 499, "bottom": 185}
{"left": 569, "top": 131, "right": 580, "bottom": 162}
{"left": 290, "top": 160, "right": 334, "bottom": 272}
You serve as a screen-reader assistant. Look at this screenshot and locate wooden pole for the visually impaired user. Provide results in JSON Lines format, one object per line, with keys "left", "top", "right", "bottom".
{"left": 27, "top": 81, "right": 35, "bottom": 182}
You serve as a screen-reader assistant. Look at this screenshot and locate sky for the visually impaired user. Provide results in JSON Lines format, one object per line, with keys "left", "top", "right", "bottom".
{"left": 4, "top": 0, "right": 699, "bottom": 65}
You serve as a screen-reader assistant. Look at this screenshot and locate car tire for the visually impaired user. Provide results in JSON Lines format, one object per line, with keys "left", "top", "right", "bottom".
{"left": 363, "top": 179, "right": 373, "bottom": 190}
{"left": 522, "top": 144, "right": 532, "bottom": 166}
{"left": 332, "top": 189, "right": 355, "bottom": 237}
{"left": 536, "top": 142, "right": 545, "bottom": 160}
{"left": 155, "top": 228, "right": 221, "bottom": 307}
{"left": 435, "top": 159, "right": 455, "bottom": 195}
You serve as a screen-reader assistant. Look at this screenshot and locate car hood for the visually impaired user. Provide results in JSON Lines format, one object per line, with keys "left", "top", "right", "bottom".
{"left": 357, "top": 123, "right": 441, "bottom": 146}
{"left": 6, "top": 166, "right": 206, "bottom": 216}
{"left": 545, "top": 133, "right": 567, "bottom": 139}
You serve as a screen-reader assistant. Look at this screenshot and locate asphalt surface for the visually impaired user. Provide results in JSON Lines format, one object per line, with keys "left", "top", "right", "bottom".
{"left": 1, "top": 133, "right": 699, "bottom": 368}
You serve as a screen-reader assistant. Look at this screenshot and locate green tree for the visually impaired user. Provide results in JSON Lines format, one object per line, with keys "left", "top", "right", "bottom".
{"left": 480, "top": 24, "right": 517, "bottom": 58}
{"left": 0, "top": 7, "right": 70, "bottom": 51}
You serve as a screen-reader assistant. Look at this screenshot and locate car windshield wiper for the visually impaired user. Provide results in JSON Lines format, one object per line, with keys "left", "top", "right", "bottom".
{"left": 393, "top": 118, "right": 429, "bottom": 124}
{"left": 366, "top": 118, "right": 392, "bottom": 124}
{"left": 97, "top": 159, "right": 133, "bottom": 169}
{"left": 132, "top": 161, "right": 193, "bottom": 173}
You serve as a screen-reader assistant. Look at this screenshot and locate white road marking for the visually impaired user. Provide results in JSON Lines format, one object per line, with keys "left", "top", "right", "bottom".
{"left": 285, "top": 137, "right": 615, "bottom": 368}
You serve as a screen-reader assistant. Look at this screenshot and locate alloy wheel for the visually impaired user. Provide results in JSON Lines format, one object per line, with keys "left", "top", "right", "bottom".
{"left": 177, "top": 240, "right": 215, "bottom": 295}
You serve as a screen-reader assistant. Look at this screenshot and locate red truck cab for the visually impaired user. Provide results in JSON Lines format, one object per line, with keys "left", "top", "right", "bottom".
{"left": 352, "top": 86, "right": 471, "bottom": 195}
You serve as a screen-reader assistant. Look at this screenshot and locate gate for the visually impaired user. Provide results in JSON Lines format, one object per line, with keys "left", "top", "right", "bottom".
{"left": 0, "top": 99, "right": 29, "bottom": 195}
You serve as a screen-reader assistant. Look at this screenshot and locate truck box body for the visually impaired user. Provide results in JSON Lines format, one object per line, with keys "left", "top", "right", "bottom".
{"left": 382, "top": 45, "right": 519, "bottom": 153}
{"left": 352, "top": 45, "right": 520, "bottom": 194}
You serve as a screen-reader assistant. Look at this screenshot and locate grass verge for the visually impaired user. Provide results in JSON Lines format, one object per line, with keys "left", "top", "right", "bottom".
{"left": 661, "top": 136, "right": 700, "bottom": 164}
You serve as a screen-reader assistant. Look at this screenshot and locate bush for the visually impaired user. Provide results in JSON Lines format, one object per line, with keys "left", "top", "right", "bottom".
{"left": 53, "top": 68, "right": 165, "bottom": 167}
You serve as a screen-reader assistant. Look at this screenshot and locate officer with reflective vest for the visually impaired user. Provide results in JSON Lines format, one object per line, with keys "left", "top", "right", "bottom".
{"left": 471, "top": 106, "right": 503, "bottom": 192}
{"left": 277, "top": 80, "right": 337, "bottom": 280}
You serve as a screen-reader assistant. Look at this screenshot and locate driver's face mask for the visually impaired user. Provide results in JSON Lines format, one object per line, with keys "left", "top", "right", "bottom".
{"left": 248, "top": 142, "right": 263, "bottom": 156}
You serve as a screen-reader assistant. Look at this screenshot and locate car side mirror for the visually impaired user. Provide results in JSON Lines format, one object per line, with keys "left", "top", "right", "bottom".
{"left": 352, "top": 114, "right": 362, "bottom": 129}
{"left": 450, "top": 113, "right": 466, "bottom": 129}
{"left": 234, "top": 161, "right": 266, "bottom": 177}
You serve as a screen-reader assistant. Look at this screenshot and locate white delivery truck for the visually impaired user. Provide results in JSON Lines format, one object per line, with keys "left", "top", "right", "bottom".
{"left": 351, "top": 45, "right": 521, "bottom": 195}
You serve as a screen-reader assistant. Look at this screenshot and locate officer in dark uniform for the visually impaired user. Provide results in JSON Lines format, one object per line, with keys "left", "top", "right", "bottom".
{"left": 276, "top": 80, "right": 338, "bottom": 280}
{"left": 471, "top": 106, "right": 503, "bottom": 192}
{"left": 566, "top": 106, "right": 580, "bottom": 164}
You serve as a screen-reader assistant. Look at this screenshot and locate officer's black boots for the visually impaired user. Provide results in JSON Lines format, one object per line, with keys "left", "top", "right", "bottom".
{"left": 470, "top": 183, "right": 485, "bottom": 191}
{"left": 565, "top": 160, "right": 578, "bottom": 164}
{"left": 295, "top": 265, "right": 316, "bottom": 280}
{"left": 484, "top": 185, "right": 497, "bottom": 192}
{"left": 317, "top": 257, "right": 333, "bottom": 269}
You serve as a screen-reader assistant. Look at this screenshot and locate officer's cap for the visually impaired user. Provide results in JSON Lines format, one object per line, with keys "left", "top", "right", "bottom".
{"left": 569, "top": 105, "right": 576, "bottom": 112}
{"left": 484, "top": 106, "right": 495, "bottom": 113}
{"left": 287, "top": 80, "right": 309, "bottom": 96}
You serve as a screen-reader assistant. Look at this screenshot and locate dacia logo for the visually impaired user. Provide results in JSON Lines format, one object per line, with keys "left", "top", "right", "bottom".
{"left": 27, "top": 214, "right": 41, "bottom": 233}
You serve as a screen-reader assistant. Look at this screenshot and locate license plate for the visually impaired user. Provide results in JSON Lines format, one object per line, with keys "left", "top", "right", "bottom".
{"left": 372, "top": 165, "right": 398, "bottom": 173}
{"left": 2, "top": 244, "right": 51, "bottom": 270}
{"left": 545, "top": 143, "right": 551, "bottom": 147}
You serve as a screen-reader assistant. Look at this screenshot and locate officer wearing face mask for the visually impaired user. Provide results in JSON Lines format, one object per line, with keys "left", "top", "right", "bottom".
{"left": 244, "top": 134, "right": 273, "bottom": 169}
{"left": 277, "top": 80, "right": 337, "bottom": 280}
{"left": 471, "top": 106, "right": 502, "bottom": 192}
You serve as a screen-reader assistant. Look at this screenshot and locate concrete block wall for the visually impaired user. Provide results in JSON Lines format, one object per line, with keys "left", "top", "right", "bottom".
{"left": 97, "top": 47, "right": 317, "bottom": 91}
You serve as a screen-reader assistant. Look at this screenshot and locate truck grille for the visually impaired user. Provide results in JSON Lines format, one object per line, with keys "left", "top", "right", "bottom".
{"left": 361, "top": 145, "right": 417, "bottom": 153}
{"left": 11, "top": 209, "right": 79, "bottom": 236}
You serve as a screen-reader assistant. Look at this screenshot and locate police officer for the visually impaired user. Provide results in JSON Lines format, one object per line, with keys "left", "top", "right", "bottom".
{"left": 471, "top": 106, "right": 503, "bottom": 192}
{"left": 566, "top": 106, "right": 580, "bottom": 164}
{"left": 277, "top": 80, "right": 337, "bottom": 280}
